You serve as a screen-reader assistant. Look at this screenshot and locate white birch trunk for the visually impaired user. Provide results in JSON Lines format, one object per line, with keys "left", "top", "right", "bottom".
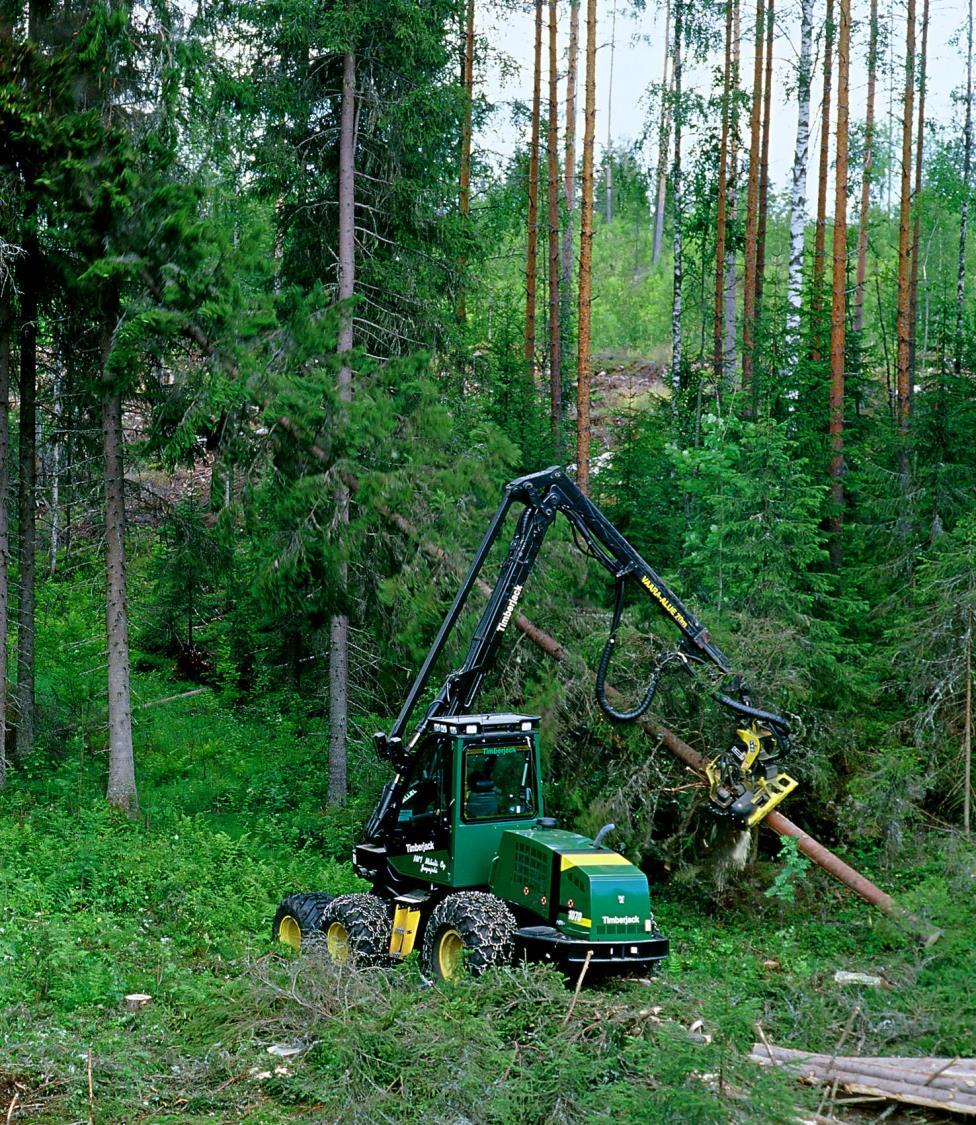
{"left": 784, "top": 0, "right": 814, "bottom": 382}
{"left": 670, "top": 0, "right": 683, "bottom": 403}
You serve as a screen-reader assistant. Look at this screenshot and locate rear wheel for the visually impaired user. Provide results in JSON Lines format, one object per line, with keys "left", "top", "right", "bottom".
{"left": 422, "top": 892, "right": 516, "bottom": 980}
{"left": 319, "top": 893, "right": 392, "bottom": 965}
{"left": 272, "top": 892, "right": 334, "bottom": 950}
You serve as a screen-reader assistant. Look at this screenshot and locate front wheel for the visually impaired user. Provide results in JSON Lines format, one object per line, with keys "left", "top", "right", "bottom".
{"left": 421, "top": 892, "right": 516, "bottom": 981}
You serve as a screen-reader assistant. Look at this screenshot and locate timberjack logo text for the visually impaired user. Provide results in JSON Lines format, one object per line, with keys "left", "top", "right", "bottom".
{"left": 602, "top": 915, "right": 641, "bottom": 925}
{"left": 406, "top": 841, "right": 435, "bottom": 853}
{"left": 640, "top": 575, "right": 689, "bottom": 629}
{"left": 496, "top": 585, "right": 524, "bottom": 632}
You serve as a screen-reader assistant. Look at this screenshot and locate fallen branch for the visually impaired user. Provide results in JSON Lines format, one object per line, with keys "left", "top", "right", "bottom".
{"left": 136, "top": 688, "right": 210, "bottom": 710}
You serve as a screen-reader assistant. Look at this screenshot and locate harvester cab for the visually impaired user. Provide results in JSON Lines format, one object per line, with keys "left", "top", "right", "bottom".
{"left": 274, "top": 467, "right": 797, "bottom": 980}
{"left": 382, "top": 713, "right": 543, "bottom": 890}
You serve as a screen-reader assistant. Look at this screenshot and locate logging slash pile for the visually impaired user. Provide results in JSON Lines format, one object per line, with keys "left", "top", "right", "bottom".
{"left": 752, "top": 1044, "right": 976, "bottom": 1117}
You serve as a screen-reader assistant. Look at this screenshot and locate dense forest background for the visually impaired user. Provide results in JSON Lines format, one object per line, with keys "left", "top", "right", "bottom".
{"left": 1, "top": 0, "right": 975, "bottom": 1119}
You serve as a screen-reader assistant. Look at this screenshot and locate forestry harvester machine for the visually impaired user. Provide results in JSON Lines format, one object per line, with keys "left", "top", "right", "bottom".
{"left": 273, "top": 467, "right": 797, "bottom": 979}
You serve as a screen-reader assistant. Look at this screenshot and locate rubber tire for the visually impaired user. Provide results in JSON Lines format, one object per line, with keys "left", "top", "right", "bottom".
{"left": 421, "top": 892, "right": 516, "bottom": 980}
{"left": 272, "top": 892, "right": 334, "bottom": 949}
{"left": 319, "top": 893, "right": 392, "bottom": 966}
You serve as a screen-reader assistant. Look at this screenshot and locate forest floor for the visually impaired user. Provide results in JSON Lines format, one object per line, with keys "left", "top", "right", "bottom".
{"left": 1, "top": 567, "right": 973, "bottom": 1123}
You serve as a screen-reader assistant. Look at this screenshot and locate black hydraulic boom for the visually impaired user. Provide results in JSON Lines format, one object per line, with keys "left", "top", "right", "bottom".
{"left": 367, "top": 467, "right": 795, "bottom": 843}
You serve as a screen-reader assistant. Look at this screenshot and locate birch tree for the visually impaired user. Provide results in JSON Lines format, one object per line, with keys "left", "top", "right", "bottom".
{"left": 784, "top": 0, "right": 814, "bottom": 379}
{"left": 670, "top": 0, "right": 684, "bottom": 403}
{"left": 651, "top": 0, "right": 672, "bottom": 266}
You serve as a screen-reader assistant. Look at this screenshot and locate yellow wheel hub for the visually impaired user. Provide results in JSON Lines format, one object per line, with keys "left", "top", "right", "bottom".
{"left": 436, "top": 928, "right": 465, "bottom": 980}
{"left": 326, "top": 920, "right": 352, "bottom": 964}
{"left": 278, "top": 914, "right": 302, "bottom": 951}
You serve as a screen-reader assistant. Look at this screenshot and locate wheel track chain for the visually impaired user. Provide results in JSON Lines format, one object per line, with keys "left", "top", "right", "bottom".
{"left": 422, "top": 891, "right": 517, "bottom": 977}
{"left": 320, "top": 892, "right": 393, "bottom": 964}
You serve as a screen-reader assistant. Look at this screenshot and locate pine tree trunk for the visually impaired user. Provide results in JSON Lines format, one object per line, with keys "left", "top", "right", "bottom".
{"left": 852, "top": 0, "right": 878, "bottom": 334}
{"left": 102, "top": 297, "right": 138, "bottom": 816}
{"left": 328, "top": 48, "right": 357, "bottom": 807}
{"left": 895, "top": 0, "right": 916, "bottom": 445}
{"left": 713, "top": 0, "right": 734, "bottom": 383}
{"left": 908, "top": 0, "right": 929, "bottom": 394}
{"left": 829, "top": 0, "right": 851, "bottom": 569}
{"left": 526, "top": 0, "right": 543, "bottom": 384}
{"left": 957, "top": 0, "right": 973, "bottom": 375}
{"left": 15, "top": 230, "right": 37, "bottom": 761}
{"left": 457, "top": 0, "right": 475, "bottom": 323}
{"left": 965, "top": 608, "right": 972, "bottom": 836}
{"left": 547, "top": 0, "right": 561, "bottom": 447}
{"left": 0, "top": 297, "right": 9, "bottom": 788}
{"left": 724, "top": 0, "right": 741, "bottom": 384}
{"left": 49, "top": 355, "right": 62, "bottom": 576}
{"left": 560, "top": 0, "right": 579, "bottom": 383}
{"left": 741, "top": 0, "right": 765, "bottom": 407}
{"left": 652, "top": 0, "right": 672, "bottom": 266}
{"left": 784, "top": 0, "right": 813, "bottom": 381}
{"left": 670, "top": 0, "right": 684, "bottom": 403}
{"left": 754, "top": 0, "right": 774, "bottom": 315}
{"left": 605, "top": 1, "right": 616, "bottom": 225}
{"left": 812, "top": 0, "right": 835, "bottom": 362}
{"left": 576, "top": 0, "right": 597, "bottom": 495}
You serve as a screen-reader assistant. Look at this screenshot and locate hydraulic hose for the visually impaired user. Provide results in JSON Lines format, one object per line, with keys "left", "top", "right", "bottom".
{"left": 595, "top": 578, "right": 675, "bottom": 722}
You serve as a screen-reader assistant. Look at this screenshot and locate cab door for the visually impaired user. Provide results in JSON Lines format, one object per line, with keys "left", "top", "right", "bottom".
{"left": 451, "top": 736, "right": 542, "bottom": 887}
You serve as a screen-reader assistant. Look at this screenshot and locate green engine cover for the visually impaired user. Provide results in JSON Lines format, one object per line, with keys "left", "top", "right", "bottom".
{"left": 490, "top": 827, "right": 656, "bottom": 942}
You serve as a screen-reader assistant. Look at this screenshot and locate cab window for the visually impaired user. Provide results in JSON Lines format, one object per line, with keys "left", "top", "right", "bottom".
{"left": 463, "top": 744, "right": 537, "bottom": 822}
{"left": 398, "top": 742, "right": 446, "bottom": 824}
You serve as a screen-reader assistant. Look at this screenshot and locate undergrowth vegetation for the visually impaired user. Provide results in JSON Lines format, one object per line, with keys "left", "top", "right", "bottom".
{"left": 1, "top": 561, "right": 973, "bottom": 1123}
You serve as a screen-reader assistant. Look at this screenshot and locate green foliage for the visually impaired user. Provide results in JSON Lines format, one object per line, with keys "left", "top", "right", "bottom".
{"left": 764, "top": 836, "right": 812, "bottom": 904}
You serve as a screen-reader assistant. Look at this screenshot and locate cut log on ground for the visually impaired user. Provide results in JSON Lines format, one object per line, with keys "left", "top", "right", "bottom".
{"left": 751, "top": 1045, "right": 976, "bottom": 1116}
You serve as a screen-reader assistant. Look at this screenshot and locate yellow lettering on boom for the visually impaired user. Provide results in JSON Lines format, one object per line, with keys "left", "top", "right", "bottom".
{"left": 640, "top": 575, "right": 689, "bottom": 630}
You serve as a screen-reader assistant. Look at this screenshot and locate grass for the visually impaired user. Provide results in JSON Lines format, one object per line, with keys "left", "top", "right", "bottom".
{"left": 1, "top": 571, "right": 974, "bottom": 1121}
